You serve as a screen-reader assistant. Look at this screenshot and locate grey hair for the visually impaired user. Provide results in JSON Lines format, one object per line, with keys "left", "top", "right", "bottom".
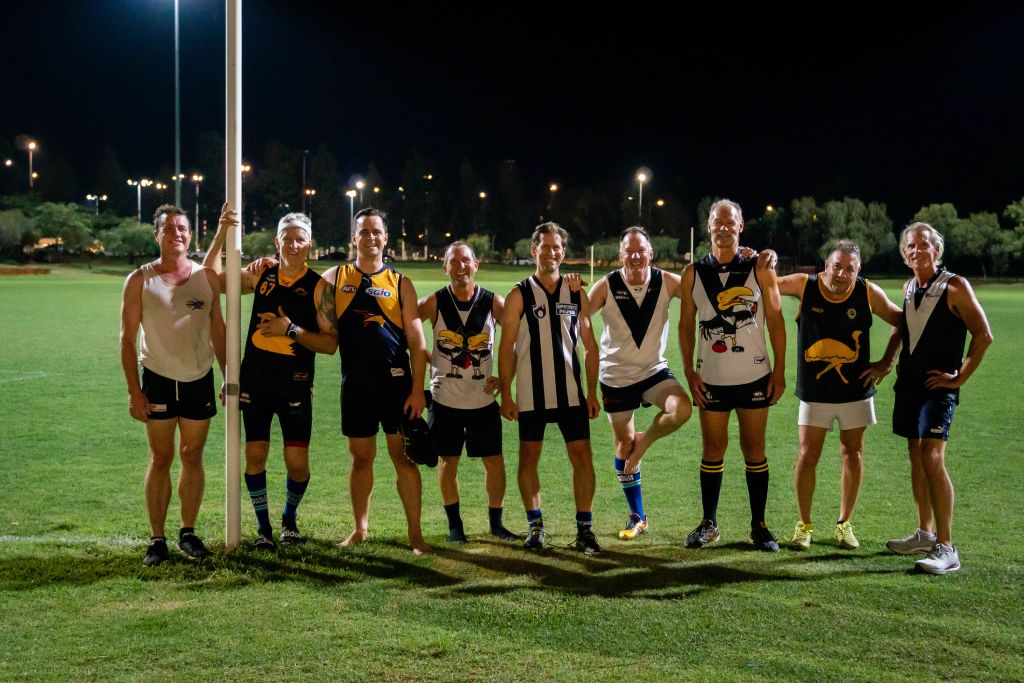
{"left": 899, "top": 222, "right": 944, "bottom": 267}
{"left": 707, "top": 199, "right": 743, "bottom": 226}
{"left": 827, "top": 239, "right": 861, "bottom": 264}
{"left": 277, "top": 212, "right": 312, "bottom": 239}
{"left": 443, "top": 241, "right": 478, "bottom": 267}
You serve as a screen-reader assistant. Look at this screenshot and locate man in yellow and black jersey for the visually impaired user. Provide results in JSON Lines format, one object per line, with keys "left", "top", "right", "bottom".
{"left": 777, "top": 240, "right": 902, "bottom": 551}
{"left": 320, "top": 208, "right": 432, "bottom": 555}
{"left": 206, "top": 206, "right": 338, "bottom": 550}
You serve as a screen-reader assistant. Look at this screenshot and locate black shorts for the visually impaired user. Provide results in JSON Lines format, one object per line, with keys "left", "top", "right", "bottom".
{"left": 698, "top": 374, "right": 771, "bottom": 412}
{"left": 240, "top": 382, "right": 313, "bottom": 446}
{"left": 892, "top": 387, "right": 957, "bottom": 441}
{"left": 518, "top": 405, "right": 590, "bottom": 443}
{"left": 601, "top": 368, "right": 679, "bottom": 414}
{"left": 431, "top": 401, "right": 502, "bottom": 458}
{"left": 141, "top": 367, "right": 216, "bottom": 421}
{"left": 341, "top": 376, "right": 410, "bottom": 438}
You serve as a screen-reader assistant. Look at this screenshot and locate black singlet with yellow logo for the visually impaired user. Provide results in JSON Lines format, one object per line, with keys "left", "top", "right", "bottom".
{"left": 796, "top": 274, "right": 873, "bottom": 403}
{"left": 334, "top": 263, "right": 409, "bottom": 383}
{"left": 241, "top": 264, "right": 322, "bottom": 387}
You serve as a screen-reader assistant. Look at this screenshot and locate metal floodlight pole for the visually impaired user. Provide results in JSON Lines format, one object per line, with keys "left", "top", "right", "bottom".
{"left": 224, "top": 0, "right": 243, "bottom": 550}
{"left": 174, "top": 0, "right": 182, "bottom": 206}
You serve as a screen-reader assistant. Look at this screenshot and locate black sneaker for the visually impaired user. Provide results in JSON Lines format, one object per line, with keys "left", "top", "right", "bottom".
{"left": 178, "top": 532, "right": 210, "bottom": 559}
{"left": 749, "top": 524, "right": 780, "bottom": 552}
{"left": 279, "top": 528, "right": 303, "bottom": 546}
{"left": 684, "top": 519, "right": 720, "bottom": 549}
{"left": 143, "top": 538, "right": 169, "bottom": 566}
{"left": 524, "top": 524, "right": 545, "bottom": 550}
{"left": 490, "top": 525, "right": 519, "bottom": 541}
{"left": 254, "top": 534, "right": 276, "bottom": 552}
{"left": 572, "top": 529, "right": 602, "bottom": 555}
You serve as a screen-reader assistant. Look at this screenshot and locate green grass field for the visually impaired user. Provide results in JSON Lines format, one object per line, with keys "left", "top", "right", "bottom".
{"left": 0, "top": 262, "right": 1021, "bottom": 682}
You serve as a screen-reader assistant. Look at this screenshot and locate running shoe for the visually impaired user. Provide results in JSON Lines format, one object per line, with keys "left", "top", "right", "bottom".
{"left": 834, "top": 521, "right": 860, "bottom": 549}
{"left": 683, "top": 519, "right": 720, "bottom": 549}
{"left": 915, "top": 543, "right": 960, "bottom": 575}
{"left": 790, "top": 520, "right": 813, "bottom": 550}
{"left": 886, "top": 528, "right": 936, "bottom": 555}
{"left": 618, "top": 513, "right": 648, "bottom": 540}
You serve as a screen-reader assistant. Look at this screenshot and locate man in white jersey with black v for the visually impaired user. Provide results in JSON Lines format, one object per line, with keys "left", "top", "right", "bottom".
{"left": 498, "top": 222, "right": 602, "bottom": 553}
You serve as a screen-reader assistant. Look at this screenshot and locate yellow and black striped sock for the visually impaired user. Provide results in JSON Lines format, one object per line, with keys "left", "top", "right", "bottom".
{"left": 745, "top": 458, "right": 770, "bottom": 526}
{"left": 699, "top": 459, "right": 724, "bottom": 523}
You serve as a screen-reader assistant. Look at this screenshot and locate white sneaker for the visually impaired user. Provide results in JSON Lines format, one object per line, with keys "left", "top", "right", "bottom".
{"left": 886, "top": 528, "right": 937, "bottom": 555}
{"left": 915, "top": 543, "right": 960, "bottom": 575}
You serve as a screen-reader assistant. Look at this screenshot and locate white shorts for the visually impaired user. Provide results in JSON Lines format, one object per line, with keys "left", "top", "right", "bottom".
{"left": 798, "top": 398, "right": 876, "bottom": 431}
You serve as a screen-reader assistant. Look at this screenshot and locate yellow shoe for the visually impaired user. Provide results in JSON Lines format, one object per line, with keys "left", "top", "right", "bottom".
{"left": 790, "top": 520, "right": 813, "bottom": 550}
{"left": 618, "top": 514, "right": 648, "bottom": 540}
{"left": 834, "top": 521, "right": 860, "bottom": 549}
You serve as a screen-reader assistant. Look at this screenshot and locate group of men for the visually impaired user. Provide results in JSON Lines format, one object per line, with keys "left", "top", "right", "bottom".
{"left": 121, "top": 198, "right": 991, "bottom": 575}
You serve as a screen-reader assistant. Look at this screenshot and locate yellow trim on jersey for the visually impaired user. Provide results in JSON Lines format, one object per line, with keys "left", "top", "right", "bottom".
{"left": 334, "top": 264, "right": 404, "bottom": 330}
{"left": 277, "top": 265, "right": 309, "bottom": 288}
{"left": 818, "top": 273, "right": 855, "bottom": 304}
{"left": 794, "top": 273, "right": 810, "bottom": 321}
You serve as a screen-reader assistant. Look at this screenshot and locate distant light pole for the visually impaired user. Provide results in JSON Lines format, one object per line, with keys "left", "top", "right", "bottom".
{"left": 86, "top": 194, "right": 108, "bottom": 215}
{"left": 478, "top": 190, "right": 487, "bottom": 231}
{"left": 548, "top": 183, "right": 559, "bottom": 211}
{"left": 299, "top": 149, "right": 309, "bottom": 213}
{"left": 636, "top": 170, "right": 648, "bottom": 220}
{"left": 126, "top": 178, "right": 153, "bottom": 222}
{"left": 355, "top": 179, "right": 366, "bottom": 206}
{"left": 345, "top": 189, "right": 357, "bottom": 224}
{"left": 27, "top": 141, "right": 37, "bottom": 190}
{"left": 304, "top": 188, "right": 316, "bottom": 214}
{"left": 190, "top": 174, "right": 204, "bottom": 250}
{"left": 173, "top": 0, "right": 182, "bottom": 205}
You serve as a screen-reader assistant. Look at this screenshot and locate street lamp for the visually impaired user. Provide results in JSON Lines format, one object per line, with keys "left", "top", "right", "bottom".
{"left": 636, "top": 170, "right": 649, "bottom": 219}
{"left": 27, "top": 141, "right": 37, "bottom": 190}
{"left": 355, "top": 179, "right": 366, "bottom": 205}
{"left": 190, "top": 174, "right": 204, "bottom": 250}
{"left": 126, "top": 178, "right": 153, "bottom": 221}
{"left": 304, "top": 188, "right": 316, "bottom": 214}
{"left": 86, "top": 194, "right": 108, "bottom": 215}
{"left": 345, "top": 189, "right": 357, "bottom": 223}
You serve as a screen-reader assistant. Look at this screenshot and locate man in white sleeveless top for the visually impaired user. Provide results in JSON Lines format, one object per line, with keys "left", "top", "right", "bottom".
{"left": 419, "top": 242, "right": 517, "bottom": 542}
{"left": 120, "top": 204, "right": 226, "bottom": 566}
{"left": 587, "top": 227, "right": 692, "bottom": 540}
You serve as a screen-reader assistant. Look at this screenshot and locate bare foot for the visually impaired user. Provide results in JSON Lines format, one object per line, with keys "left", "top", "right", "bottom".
{"left": 624, "top": 431, "right": 649, "bottom": 472}
{"left": 410, "top": 536, "right": 433, "bottom": 555}
{"left": 336, "top": 528, "right": 368, "bottom": 548}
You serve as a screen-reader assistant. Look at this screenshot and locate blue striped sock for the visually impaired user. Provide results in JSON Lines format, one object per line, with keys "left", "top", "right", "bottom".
{"left": 244, "top": 471, "right": 272, "bottom": 536}
{"left": 282, "top": 476, "right": 309, "bottom": 528}
{"left": 615, "top": 457, "right": 646, "bottom": 521}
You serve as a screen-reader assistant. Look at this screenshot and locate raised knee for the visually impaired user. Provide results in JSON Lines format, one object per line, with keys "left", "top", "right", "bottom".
{"left": 671, "top": 401, "right": 693, "bottom": 426}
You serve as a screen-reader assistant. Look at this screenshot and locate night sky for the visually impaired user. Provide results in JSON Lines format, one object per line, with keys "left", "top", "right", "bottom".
{"left": 3, "top": 2, "right": 1023, "bottom": 223}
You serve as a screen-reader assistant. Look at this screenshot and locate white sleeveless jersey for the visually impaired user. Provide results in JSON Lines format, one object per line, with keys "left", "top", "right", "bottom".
{"left": 139, "top": 261, "right": 215, "bottom": 382}
{"left": 514, "top": 276, "right": 585, "bottom": 412}
{"left": 599, "top": 267, "right": 671, "bottom": 388}
{"left": 692, "top": 254, "right": 770, "bottom": 385}
{"left": 429, "top": 285, "right": 496, "bottom": 410}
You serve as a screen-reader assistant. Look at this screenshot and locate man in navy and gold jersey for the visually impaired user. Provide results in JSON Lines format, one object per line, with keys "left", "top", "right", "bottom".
{"left": 498, "top": 222, "right": 602, "bottom": 554}
{"left": 321, "top": 208, "right": 431, "bottom": 555}
{"left": 205, "top": 206, "right": 338, "bottom": 550}
{"left": 886, "top": 223, "right": 992, "bottom": 575}
{"left": 418, "top": 242, "right": 517, "bottom": 543}
{"left": 679, "top": 199, "right": 786, "bottom": 552}
{"left": 776, "top": 240, "right": 902, "bottom": 551}
{"left": 120, "top": 204, "right": 226, "bottom": 566}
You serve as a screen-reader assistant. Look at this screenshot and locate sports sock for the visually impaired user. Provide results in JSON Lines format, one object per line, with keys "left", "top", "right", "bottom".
{"left": 745, "top": 458, "right": 770, "bottom": 526}
{"left": 444, "top": 502, "right": 463, "bottom": 529}
{"left": 614, "top": 457, "right": 646, "bottom": 521}
{"left": 576, "top": 511, "right": 593, "bottom": 534}
{"left": 178, "top": 527, "right": 194, "bottom": 538}
{"left": 488, "top": 506, "right": 504, "bottom": 531}
{"left": 699, "top": 459, "right": 724, "bottom": 523}
{"left": 282, "top": 476, "right": 309, "bottom": 529}
{"left": 526, "top": 508, "right": 543, "bottom": 526}
{"left": 244, "top": 471, "right": 272, "bottom": 537}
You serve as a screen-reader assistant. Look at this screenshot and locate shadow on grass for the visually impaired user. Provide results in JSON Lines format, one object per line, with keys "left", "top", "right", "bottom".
{"left": 0, "top": 536, "right": 906, "bottom": 597}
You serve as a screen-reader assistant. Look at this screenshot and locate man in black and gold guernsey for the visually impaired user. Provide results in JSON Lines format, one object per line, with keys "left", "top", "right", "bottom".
{"left": 321, "top": 208, "right": 432, "bottom": 555}
{"left": 206, "top": 205, "right": 338, "bottom": 550}
{"left": 777, "top": 240, "right": 902, "bottom": 551}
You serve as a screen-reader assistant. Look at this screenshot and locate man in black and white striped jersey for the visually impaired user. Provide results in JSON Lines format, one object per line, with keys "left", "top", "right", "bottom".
{"left": 498, "top": 222, "right": 602, "bottom": 553}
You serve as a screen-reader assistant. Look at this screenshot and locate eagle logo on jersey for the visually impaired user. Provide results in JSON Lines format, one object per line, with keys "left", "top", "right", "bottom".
{"left": 354, "top": 310, "right": 386, "bottom": 328}
{"left": 436, "top": 329, "right": 491, "bottom": 380}
{"left": 186, "top": 298, "right": 205, "bottom": 310}
{"left": 532, "top": 303, "right": 547, "bottom": 319}
{"left": 252, "top": 311, "right": 296, "bottom": 356}
{"left": 699, "top": 286, "right": 757, "bottom": 353}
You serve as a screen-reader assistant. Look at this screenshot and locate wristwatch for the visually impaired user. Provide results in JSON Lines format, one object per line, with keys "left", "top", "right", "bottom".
{"left": 286, "top": 323, "right": 299, "bottom": 340}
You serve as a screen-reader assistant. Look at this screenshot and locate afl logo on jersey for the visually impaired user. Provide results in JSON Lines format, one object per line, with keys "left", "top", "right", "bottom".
{"left": 341, "top": 284, "right": 357, "bottom": 293}
{"left": 846, "top": 307, "right": 857, "bottom": 320}
{"left": 532, "top": 303, "right": 547, "bottom": 319}
{"left": 366, "top": 287, "right": 393, "bottom": 299}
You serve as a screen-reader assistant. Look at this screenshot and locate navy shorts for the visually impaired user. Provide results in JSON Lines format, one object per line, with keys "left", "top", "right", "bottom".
{"left": 431, "top": 401, "right": 502, "bottom": 458}
{"left": 240, "top": 382, "right": 313, "bottom": 446}
{"left": 518, "top": 405, "right": 590, "bottom": 443}
{"left": 601, "top": 368, "right": 679, "bottom": 414}
{"left": 341, "top": 375, "right": 410, "bottom": 438}
{"left": 893, "top": 388, "right": 957, "bottom": 441}
{"left": 141, "top": 367, "right": 216, "bottom": 421}
{"left": 698, "top": 374, "right": 772, "bottom": 412}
